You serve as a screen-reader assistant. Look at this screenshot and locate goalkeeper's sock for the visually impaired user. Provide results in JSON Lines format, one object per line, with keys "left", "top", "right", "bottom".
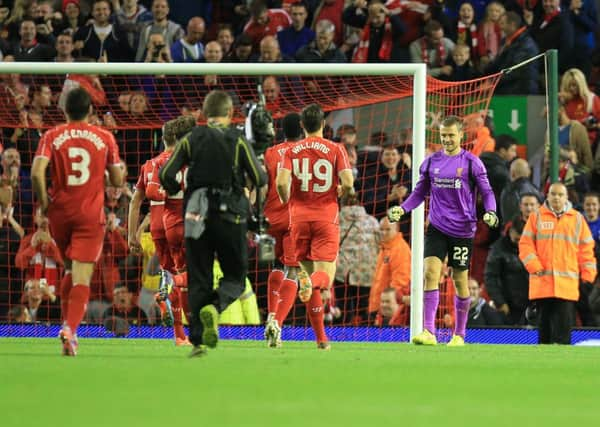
{"left": 310, "top": 271, "right": 330, "bottom": 290}
{"left": 454, "top": 295, "right": 471, "bottom": 338}
{"left": 66, "top": 284, "right": 90, "bottom": 333}
{"left": 267, "top": 269, "right": 284, "bottom": 314}
{"left": 173, "top": 272, "right": 187, "bottom": 287}
{"left": 423, "top": 289, "right": 440, "bottom": 334}
{"left": 307, "top": 288, "right": 328, "bottom": 343}
{"left": 275, "top": 278, "right": 298, "bottom": 327}
{"left": 60, "top": 272, "right": 73, "bottom": 322}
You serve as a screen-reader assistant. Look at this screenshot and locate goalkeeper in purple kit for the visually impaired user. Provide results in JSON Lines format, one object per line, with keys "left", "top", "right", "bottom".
{"left": 388, "top": 116, "right": 498, "bottom": 346}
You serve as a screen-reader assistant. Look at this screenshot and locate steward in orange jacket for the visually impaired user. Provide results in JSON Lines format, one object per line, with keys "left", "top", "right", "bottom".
{"left": 368, "top": 219, "right": 411, "bottom": 315}
{"left": 519, "top": 183, "right": 597, "bottom": 343}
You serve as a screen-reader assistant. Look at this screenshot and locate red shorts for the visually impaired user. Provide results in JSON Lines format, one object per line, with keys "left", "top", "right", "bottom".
{"left": 269, "top": 224, "right": 298, "bottom": 267}
{"left": 49, "top": 213, "right": 105, "bottom": 263}
{"left": 163, "top": 213, "right": 185, "bottom": 272}
{"left": 290, "top": 221, "right": 339, "bottom": 263}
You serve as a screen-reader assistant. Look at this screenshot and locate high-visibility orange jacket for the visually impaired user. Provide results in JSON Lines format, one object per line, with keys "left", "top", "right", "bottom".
{"left": 369, "top": 233, "right": 411, "bottom": 313}
{"left": 519, "top": 202, "right": 597, "bottom": 301}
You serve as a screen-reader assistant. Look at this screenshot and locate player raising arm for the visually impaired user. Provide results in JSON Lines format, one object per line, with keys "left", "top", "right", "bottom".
{"left": 387, "top": 115, "right": 497, "bottom": 346}
{"left": 31, "top": 88, "right": 124, "bottom": 356}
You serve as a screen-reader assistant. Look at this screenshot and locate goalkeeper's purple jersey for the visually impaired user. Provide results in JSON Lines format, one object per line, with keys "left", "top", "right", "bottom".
{"left": 401, "top": 149, "right": 496, "bottom": 238}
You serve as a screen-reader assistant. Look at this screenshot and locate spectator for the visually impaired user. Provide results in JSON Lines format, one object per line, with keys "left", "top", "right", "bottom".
{"left": 224, "top": 32, "right": 254, "bottom": 62}
{"left": 170, "top": 16, "right": 205, "bottom": 63}
{"left": 555, "top": 102, "right": 593, "bottom": 172}
{"left": 7, "top": 305, "right": 32, "bottom": 323}
{"left": 477, "top": 1, "right": 504, "bottom": 68}
{"left": 519, "top": 182, "right": 597, "bottom": 344}
{"left": 216, "top": 24, "right": 234, "bottom": 56}
{"left": 485, "top": 216, "right": 530, "bottom": 325}
{"left": 500, "top": 158, "right": 543, "bottom": 225}
{"left": 409, "top": 19, "right": 455, "bottom": 77}
{"left": 368, "top": 217, "right": 411, "bottom": 320}
{"left": 73, "top": 0, "right": 134, "bottom": 62}
{"left": 335, "top": 193, "right": 379, "bottom": 325}
{"left": 15, "top": 208, "right": 63, "bottom": 290}
{"left": 53, "top": 31, "right": 75, "bottom": 62}
{"left": 112, "top": 0, "right": 153, "bottom": 51}
{"left": 244, "top": 0, "right": 292, "bottom": 49}
{"left": 466, "top": 278, "right": 504, "bottom": 327}
{"left": 312, "top": 0, "right": 345, "bottom": 48}
{"left": 375, "top": 287, "right": 407, "bottom": 326}
{"left": 526, "top": 0, "right": 574, "bottom": 73}
{"left": 562, "top": 0, "right": 597, "bottom": 77}
{"left": 559, "top": 68, "right": 600, "bottom": 148}
{"left": 143, "top": 31, "right": 173, "bottom": 63}
{"left": 295, "top": 18, "right": 345, "bottom": 62}
{"left": 344, "top": 0, "right": 406, "bottom": 63}
{"left": 255, "top": 34, "right": 293, "bottom": 62}
{"left": 445, "top": 43, "right": 479, "bottom": 81}
{"left": 102, "top": 283, "right": 149, "bottom": 335}
{"left": 480, "top": 134, "right": 517, "bottom": 221}
{"left": 20, "top": 278, "right": 61, "bottom": 323}
{"left": 13, "top": 18, "right": 56, "bottom": 61}
{"left": 277, "top": 1, "right": 315, "bottom": 58}
{"left": 448, "top": 2, "right": 483, "bottom": 65}
{"left": 52, "top": 0, "right": 86, "bottom": 37}
{"left": 484, "top": 11, "right": 539, "bottom": 95}
{"left": 135, "top": 0, "right": 184, "bottom": 62}
{"left": 584, "top": 192, "right": 600, "bottom": 245}
{"left": 0, "top": 148, "right": 33, "bottom": 225}
{"left": 518, "top": 192, "right": 542, "bottom": 223}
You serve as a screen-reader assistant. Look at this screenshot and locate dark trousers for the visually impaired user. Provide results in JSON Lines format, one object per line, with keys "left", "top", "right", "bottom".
{"left": 537, "top": 298, "right": 575, "bottom": 344}
{"left": 185, "top": 215, "right": 248, "bottom": 346}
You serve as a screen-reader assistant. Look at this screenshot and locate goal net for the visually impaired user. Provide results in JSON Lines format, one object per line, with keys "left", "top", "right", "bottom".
{"left": 0, "top": 62, "right": 500, "bottom": 342}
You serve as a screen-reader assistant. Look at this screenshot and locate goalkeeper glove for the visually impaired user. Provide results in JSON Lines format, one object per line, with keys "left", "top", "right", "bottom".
{"left": 387, "top": 206, "right": 405, "bottom": 223}
{"left": 483, "top": 211, "right": 499, "bottom": 228}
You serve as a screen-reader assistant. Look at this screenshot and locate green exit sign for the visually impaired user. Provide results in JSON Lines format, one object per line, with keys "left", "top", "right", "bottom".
{"left": 488, "top": 96, "right": 528, "bottom": 144}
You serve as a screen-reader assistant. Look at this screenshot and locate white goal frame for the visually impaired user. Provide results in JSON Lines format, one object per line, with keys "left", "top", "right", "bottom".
{"left": 0, "top": 62, "right": 426, "bottom": 341}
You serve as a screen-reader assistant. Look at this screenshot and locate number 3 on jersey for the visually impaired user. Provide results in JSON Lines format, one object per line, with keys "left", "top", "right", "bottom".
{"left": 292, "top": 158, "right": 333, "bottom": 193}
{"left": 67, "top": 147, "right": 91, "bottom": 186}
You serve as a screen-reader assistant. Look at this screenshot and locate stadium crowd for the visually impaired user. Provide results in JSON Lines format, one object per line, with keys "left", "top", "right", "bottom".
{"left": 1, "top": 0, "right": 600, "bottom": 339}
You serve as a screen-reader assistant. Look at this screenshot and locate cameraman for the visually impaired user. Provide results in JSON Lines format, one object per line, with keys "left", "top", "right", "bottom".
{"left": 160, "top": 90, "right": 266, "bottom": 357}
{"left": 144, "top": 32, "right": 172, "bottom": 63}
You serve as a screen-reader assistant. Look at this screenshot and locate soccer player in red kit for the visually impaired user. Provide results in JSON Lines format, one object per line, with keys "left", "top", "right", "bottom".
{"left": 263, "top": 112, "right": 303, "bottom": 348}
{"left": 31, "top": 88, "right": 124, "bottom": 356}
{"left": 276, "top": 104, "right": 354, "bottom": 349}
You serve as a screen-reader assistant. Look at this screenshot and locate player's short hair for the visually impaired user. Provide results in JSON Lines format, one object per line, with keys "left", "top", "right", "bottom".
{"left": 440, "top": 115, "right": 463, "bottom": 131}
{"left": 282, "top": 112, "right": 303, "bottom": 141}
{"left": 163, "top": 115, "right": 196, "bottom": 147}
{"left": 202, "top": 90, "right": 233, "bottom": 118}
{"left": 65, "top": 87, "right": 91, "bottom": 121}
{"left": 301, "top": 103, "right": 324, "bottom": 133}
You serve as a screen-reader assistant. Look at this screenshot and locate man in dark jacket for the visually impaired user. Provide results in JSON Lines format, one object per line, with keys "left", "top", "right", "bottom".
{"left": 484, "top": 216, "right": 530, "bottom": 325}
{"left": 485, "top": 11, "right": 539, "bottom": 95}
{"left": 480, "top": 134, "right": 517, "bottom": 223}
{"left": 467, "top": 278, "right": 505, "bottom": 327}
{"left": 500, "top": 158, "right": 543, "bottom": 226}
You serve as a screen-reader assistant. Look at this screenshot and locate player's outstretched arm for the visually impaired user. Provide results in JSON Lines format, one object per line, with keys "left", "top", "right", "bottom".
{"left": 108, "top": 162, "right": 125, "bottom": 188}
{"left": 31, "top": 156, "right": 49, "bottom": 213}
{"left": 339, "top": 169, "right": 355, "bottom": 198}
{"left": 127, "top": 188, "right": 144, "bottom": 253}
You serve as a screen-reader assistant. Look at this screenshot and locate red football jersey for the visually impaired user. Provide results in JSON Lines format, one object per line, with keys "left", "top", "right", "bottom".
{"left": 243, "top": 9, "right": 291, "bottom": 46}
{"left": 281, "top": 136, "right": 351, "bottom": 224}
{"left": 35, "top": 122, "right": 120, "bottom": 221}
{"left": 149, "top": 151, "right": 186, "bottom": 209}
{"left": 136, "top": 158, "right": 165, "bottom": 233}
{"left": 264, "top": 141, "right": 294, "bottom": 228}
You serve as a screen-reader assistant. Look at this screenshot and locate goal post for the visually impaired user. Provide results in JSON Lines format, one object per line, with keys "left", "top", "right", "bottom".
{"left": 0, "top": 61, "right": 501, "bottom": 342}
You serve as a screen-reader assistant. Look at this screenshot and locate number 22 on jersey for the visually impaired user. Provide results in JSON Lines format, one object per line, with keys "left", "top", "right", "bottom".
{"left": 292, "top": 158, "right": 333, "bottom": 193}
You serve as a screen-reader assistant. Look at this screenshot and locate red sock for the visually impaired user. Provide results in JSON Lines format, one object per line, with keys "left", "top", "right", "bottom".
{"left": 307, "top": 288, "right": 328, "bottom": 343}
{"left": 60, "top": 273, "right": 72, "bottom": 323}
{"left": 275, "top": 278, "right": 298, "bottom": 327}
{"left": 267, "top": 269, "right": 284, "bottom": 314}
{"left": 170, "top": 287, "right": 186, "bottom": 340}
{"left": 310, "top": 271, "right": 330, "bottom": 290}
{"left": 66, "top": 284, "right": 90, "bottom": 333}
{"left": 174, "top": 272, "right": 187, "bottom": 287}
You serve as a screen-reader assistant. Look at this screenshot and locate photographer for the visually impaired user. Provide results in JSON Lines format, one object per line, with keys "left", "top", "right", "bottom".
{"left": 160, "top": 90, "right": 266, "bottom": 357}
{"left": 144, "top": 32, "right": 172, "bottom": 63}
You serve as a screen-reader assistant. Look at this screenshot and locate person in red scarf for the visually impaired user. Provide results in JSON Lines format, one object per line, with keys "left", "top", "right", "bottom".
{"left": 409, "top": 19, "right": 455, "bottom": 77}
{"left": 448, "top": 2, "right": 484, "bottom": 66}
{"left": 527, "top": 0, "right": 574, "bottom": 73}
{"left": 343, "top": 0, "right": 406, "bottom": 63}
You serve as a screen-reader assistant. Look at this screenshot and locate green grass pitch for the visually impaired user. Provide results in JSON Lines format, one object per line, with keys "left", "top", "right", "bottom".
{"left": 2, "top": 338, "right": 600, "bottom": 427}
